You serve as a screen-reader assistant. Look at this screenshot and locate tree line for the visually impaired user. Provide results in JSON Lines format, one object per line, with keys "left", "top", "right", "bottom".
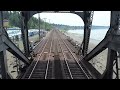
{"left": 3, "top": 11, "right": 53, "bottom": 31}
{"left": 3, "top": 11, "right": 86, "bottom": 31}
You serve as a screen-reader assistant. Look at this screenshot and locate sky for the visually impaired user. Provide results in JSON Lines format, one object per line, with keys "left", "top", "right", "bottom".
{"left": 33, "top": 11, "right": 110, "bottom": 26}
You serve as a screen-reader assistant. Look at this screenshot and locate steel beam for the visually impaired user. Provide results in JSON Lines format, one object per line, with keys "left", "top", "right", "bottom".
{"left": 83, "top": 38, "right": 108, "bottom": 61}
{"left": 70, "top": 11, "right": 84, "bottom": 21}
{"left": 101, "top": 49, "right": 116, "bottom": 79}
{"left": 110, "top": 11, "right": 120, "bottom": 29}
{"left": 21, "top": 12, "right": 30, "bottom": 57}
{"left": 82, "top": 11, "right": 120, "bottom": 79}
{"left": 0, "top": 51, "right": 13, "bottom": 79}
{"left": 101, "top": 11, "right": 120, "bottom": 79}
{"left": 0, "top": 51, "right": 8, "bottom": 79}
{"left": 82, "top": 11, "right": 94, "bottom": 56}
{"left": 0, "top": 11, "right": 8, "bottom": 79}
{"left": 80, "top": 38, "right": 108, "bottom": 79}
{"left": 80, "top": 60, "right": 101, "bottom": 79}
{"left": 0, "top": 11, "right": 12, "bottom": 79}
{"left": 21, "top": 11, "right": 84, "bottom": 24}
{"left": 115, "top": 53, "right": 119, "bottom": 79}
{"left": 74, "top": 11, "right": 91, "bottom": 56}
{"left": 38, "top": 13, "right": 41, "bottom": 40}
{"left": 0, "top": 11, "right": 30, "bottom": 66}
{"left": 80, "top": 28, "right": 110, "bottom": 78}
{"left": 0, "top": 33, "right": 30, "bottom": 65}
{"left": 21, "top": 11, "right": 41, "bottom": 22}
{"left": 0, "top": 42, "right": 9, "bottom": 52}
{"left": 3, "top": 35, "right": 30, "bottom": 65}
{"left": 21, "top": 11, "right": 43, "bottom": 57}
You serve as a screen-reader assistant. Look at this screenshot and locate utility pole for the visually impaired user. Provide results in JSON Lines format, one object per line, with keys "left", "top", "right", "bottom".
{"left": 38, "top": 13, "right": 40, "bottom": 41}
{"left": 49, "top": 19, "right": 51, "bottom": 30}
{"left": 48, "top": 19, "right": 50, "bottom": 26}
{"left": 43, "top": 18, "right": 47, "bottom": 31}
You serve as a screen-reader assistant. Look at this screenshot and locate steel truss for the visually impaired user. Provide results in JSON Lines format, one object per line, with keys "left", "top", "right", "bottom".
{"left": 20, "top": 11, "right": 93, "bottom": 56}
{"left": 19, "top": 11, "right": 120, "bottom": 79}
{"left": 80, "top": 11, "right": 120, "bottom": 79}
{"left": 0, "top": 11, "right": 30, "bottom": 79}
{"left": 1, "top": 11, "right": 120, "bottom": 79}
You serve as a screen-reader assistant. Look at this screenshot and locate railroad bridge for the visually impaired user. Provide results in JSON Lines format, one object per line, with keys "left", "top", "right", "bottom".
{"left": 0, "top": 11, "right": 120, "bottom": 79}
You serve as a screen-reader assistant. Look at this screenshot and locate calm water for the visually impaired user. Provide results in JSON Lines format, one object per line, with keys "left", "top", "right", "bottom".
{"left": 68, "top": 29, "right": 108, "bottom": 41}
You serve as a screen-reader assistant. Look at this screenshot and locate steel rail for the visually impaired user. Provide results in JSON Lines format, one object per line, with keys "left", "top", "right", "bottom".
{"left": 57, "top": 30, "right": 90, "bottom": 79}
{"left": 22, "top": 34, "right": 49, "bottom": 79}
{"left": 56, "top": 31, "right": 73, "bottom": 79}
{"left": 35, "top": 31, "right": 52, "bottom": 54}
{"left": 44, "top": 30, "right": 54, "bottom": 79}
{"left": 28, "top": 30, "right": 53, "bottom": 79}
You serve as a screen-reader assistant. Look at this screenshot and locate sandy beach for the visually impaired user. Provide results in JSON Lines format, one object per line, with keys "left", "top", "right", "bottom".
{"left": 65, "top": 32, "right": 108, "bottom": 74}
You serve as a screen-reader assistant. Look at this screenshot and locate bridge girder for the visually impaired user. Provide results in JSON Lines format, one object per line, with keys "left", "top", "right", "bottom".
{"left": 20, "top": 11, "right": 84, "bottom": 22}
{"left": 20, "top": 11, "right": 95, "bottom": 78}
{"left": 81, "top": 11, "right": 120, "bottom": 79}
{"left": 0, "top": 11, "right": 30, "bottom": 79}
{"left": 1, "top": 11, "right": 120, "bottom": 79}
{"left": 20, "top": 11, "right": 92, "bottom": 58}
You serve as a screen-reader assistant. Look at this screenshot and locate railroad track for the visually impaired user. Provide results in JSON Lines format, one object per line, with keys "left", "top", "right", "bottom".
{"left": 56, "top": 30, "right": 92, "bottom": 79}
{"left": 22, "top": 30, "right": 54, "bottom": 79}
{"left": 22, "top": 30, "right": 92, "bottom": 79}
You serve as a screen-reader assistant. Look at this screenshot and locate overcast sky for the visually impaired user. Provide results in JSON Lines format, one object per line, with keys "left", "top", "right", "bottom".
{"left": 33, "top": 11, "right": 110, "bottom": 26}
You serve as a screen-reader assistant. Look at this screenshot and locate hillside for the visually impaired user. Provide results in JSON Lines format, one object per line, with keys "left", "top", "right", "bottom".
{"left": 51, "top": 23, "right": 109, "bottom": 30}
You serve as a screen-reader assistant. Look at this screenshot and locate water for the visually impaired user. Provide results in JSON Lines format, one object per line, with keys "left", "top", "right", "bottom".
{"left": 67, "top": 29, "right": 108, "bottom": 45}
{"left": 67, "top": 28, "right": 110, "bottom": 74}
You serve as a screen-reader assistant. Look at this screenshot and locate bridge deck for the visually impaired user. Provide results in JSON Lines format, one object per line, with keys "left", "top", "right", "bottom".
{"left": 22, "top": 30, "right": 92, "bottom": 79}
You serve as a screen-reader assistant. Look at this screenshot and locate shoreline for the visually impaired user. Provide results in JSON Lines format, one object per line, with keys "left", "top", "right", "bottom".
{"left": 65, "top": 31, "right": 107, "bottom": 74}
